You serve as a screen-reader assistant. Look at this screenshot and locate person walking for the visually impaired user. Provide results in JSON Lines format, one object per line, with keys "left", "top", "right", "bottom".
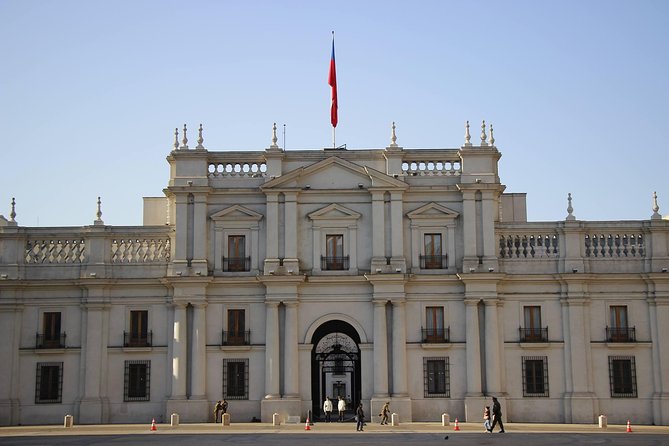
{"left": 483, "top": 405, "right": 491, "bottom": 432}
{"left": 489, "top": 396, "right": 505, "bottom": 433}
{"left": 380, "top": 401, "right": 390, "bottom": 425}
{"left": 222, "top": 399, "right": 228, "bottom": 414}
{"left": 355, "top": 403, "right": 365, "bottom": 431}
{"left": 323, "top": 396, "right": 333, "bottom": 422}
{"left": 337, "top": 396, "right": 346, "bottom": 422}
{"left": 213, "top": 400, "right": 224, "bottom": 423}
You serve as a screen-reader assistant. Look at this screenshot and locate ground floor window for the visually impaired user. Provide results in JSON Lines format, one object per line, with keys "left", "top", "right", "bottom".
{"left": 522, "top": 356, "right": 549, "bottom": 397}
{"left": 424, "top": 357, "right": 449, "bottom": 398}
{"left": 223, "top": 359, "right": 248, "bottom": 400}
{"left": 124, "top": 360, "right": 150, "bottom": 401}
{"left": 609, "top": 356, "right": 637, "bottom": 398}
{"left": 35, "top": 362, "right": 63, "bottom": 403}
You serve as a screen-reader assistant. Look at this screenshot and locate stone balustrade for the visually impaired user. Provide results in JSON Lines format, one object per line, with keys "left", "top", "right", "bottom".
{"left": 207, "top": 153, "right": 268, "bottom": 178}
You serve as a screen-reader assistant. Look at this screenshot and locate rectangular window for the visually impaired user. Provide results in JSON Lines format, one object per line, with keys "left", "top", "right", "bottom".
{"left": 323, "top": 234, "right": 347, "bottom": 270}
{"left": 522, "top": 356, "right": 549, "bottom": 397}
{"left": 35, "top": 362, "right": 63, "bottom": 404}
{"left": 609, "top": 356, "right": 637, "bottom": 398}
{"left": 424, "top": 307, "right": 446, "bottom": 342}
{"left": 226, "top": 235, "right": 248, "bottom": 272}
{"left": 38, "top": 312, "right": 64, "bottom": 348}
{"left": 223, "top": 359, "right": 249, "bottom": 400}
{"left": 224, "top": 309, "right": 248, "bottom": 345}
{"left": 608, "top": 306, "right": 634, "bottom": 342}
{"left": 521, "top": 306, "right": 546, "bottom": 342}
{"left": 424, "top": 357, "right": 449, "bottom": 398}
{"left": 124, "top": 360, "right": 150, "bottom": 401}
{"left": 422, "top": 234, "right": 445, "bottom": 269}
{"left": 126, "top": 310, "right": 151, "bottom": 347}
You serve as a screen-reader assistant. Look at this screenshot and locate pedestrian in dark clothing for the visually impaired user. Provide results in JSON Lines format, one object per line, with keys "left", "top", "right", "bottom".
{"left": 355, "top": 403, "right": 365, "bottom": 431}
{"left": 222, "top": 399, "right": 228, "bottom": 414}
{"left": 489, "top": 396, "right": 505, "bottom": 433}
{"left": 379, "top": 401, "right": 390, "bottom": 425}
{"left": 213, "top": 400, "right": 224, "bottom": 423}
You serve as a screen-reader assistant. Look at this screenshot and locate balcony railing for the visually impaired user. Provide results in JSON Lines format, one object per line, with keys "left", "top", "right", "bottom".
{"left": 606, "top": 326, "right": 636, "bottom": 342}
{"left": 123, "top": 331, "right": 153, "bottom": 347}
{"left": 421, "top": 327, "right": 450, "bottom": 343}
{"left": 519, "top": 327, "right": 548, "bottom": 342}
{"left": 321, "top": 255, "right": 349, "bottom": 271}
{"left": 420, "top": 254, "right": 448, "bottom": 269}
{"left": 222, "top": 330, "right": 250, "bottom": 346}
{"left": 36, "top": 333, "right": 66, "bottom": 349}
{"left": 222, "top": 256, "right": 251, "bottom": 272}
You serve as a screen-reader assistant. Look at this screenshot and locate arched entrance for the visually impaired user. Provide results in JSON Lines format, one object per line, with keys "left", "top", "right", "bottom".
{"left": 310, "top": 320, "right": 361, "bottom": 420}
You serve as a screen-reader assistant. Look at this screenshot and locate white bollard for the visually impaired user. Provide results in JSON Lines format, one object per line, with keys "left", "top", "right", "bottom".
{"left": 222, "top": 413, "right": 231, "bottom": 426}
{"left": 170, "top": 413, "right": 179, "bottom": 427}
{"left": 442, "top": 413, "right": 450, "bottom": 426}
{"left": 272, "top": 412, "right": 281, "bottom": 426}
{"left": 598, "top": 414, "right": 607, "bottom": 428}
{"left": 63, "top": 414, "right": 74, "bottom": 428}
{"left": 391, "top": 412, "right": 399, "bottom": 426}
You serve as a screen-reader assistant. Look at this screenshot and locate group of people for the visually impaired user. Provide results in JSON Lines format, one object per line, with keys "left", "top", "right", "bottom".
{"left": 322, "top": 396, "right": 347, "bottom": 422}
{"left": 483, "top": 396, "right": 505, "bottom": 433}
{"left": 213, "top": 399, "right": 228, "bottom": 423}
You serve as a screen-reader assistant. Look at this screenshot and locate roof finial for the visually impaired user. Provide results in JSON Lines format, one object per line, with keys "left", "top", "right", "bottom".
{"left": 180, "top": 124, "right": 188, "bottom": 149}
{"left": 464, "top": 121, "right": 471, "bottom": 146}
{"left": 566, "top": 193, "right": 576, "bottom": 221}
{"left": 95, "top": 196, "right": 104, "bottom": 225}
{"left": 489, "top": 123, "right": 495, "bottom": 146}
{"left": 9, "top": 197, "right": 16, "bottom": 223}
{"left": 173, "top": 127, "right": 179, "bottom": 151}
{"left": 480, "top": 120, "right": 488, "bottom": 146}
{"left": 196, "top": 123, "right": 204, "bottom": 149}
{"left": 652, "top": 191, "right": 662, "bottom": 220}
{"left": 270, "top": 123, "right": 279, "bottom": 149}
{"left": 389, "top": 121, "right": 398, "bottom": 147}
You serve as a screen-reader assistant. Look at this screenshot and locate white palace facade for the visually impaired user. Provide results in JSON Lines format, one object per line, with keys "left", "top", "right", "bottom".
{"left": 1, "top": 122, "right": 668, "bottom": 426}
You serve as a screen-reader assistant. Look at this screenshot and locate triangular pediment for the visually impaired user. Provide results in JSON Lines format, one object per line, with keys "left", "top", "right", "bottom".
{"left": 210, "top": 204, "right": 263, "bottom": 222}
{"left": 261, "top": 156, "right": 407, "bottom": 191}
{"left": 407, "top": 202, "right": 459, "bottom": 220}
{"left": 308, "top": 203, "right": 361, "bottom": 221}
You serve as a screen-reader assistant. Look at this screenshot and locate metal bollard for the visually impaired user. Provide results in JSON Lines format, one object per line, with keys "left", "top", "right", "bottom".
{"left": 442, "top": 413, "right": 450, "bottom": 426}
{"left": 63, "top": 414, "right": 74, "bottom": 428}
{"left": 170, "top": 413, "right": 179, "bottom": 427}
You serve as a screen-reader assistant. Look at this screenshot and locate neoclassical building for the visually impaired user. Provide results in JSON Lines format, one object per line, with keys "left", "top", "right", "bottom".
{"left": 1, "top": 121, "right": 668, "bottom": 426}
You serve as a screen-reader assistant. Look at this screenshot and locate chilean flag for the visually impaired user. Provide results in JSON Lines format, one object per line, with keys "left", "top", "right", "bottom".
{"left": 328, "top": 33, "right": 338, "bottom": 128}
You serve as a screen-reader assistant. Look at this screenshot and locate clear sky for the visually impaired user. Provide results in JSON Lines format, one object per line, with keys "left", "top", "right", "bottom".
{"left": 1, "top": 0, "right": 667, "bottom": 227}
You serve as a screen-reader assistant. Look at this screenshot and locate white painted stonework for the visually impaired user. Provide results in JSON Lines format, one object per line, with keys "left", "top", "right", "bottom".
{"left": 1, "top": 124, "right": 668, "bottom": 426}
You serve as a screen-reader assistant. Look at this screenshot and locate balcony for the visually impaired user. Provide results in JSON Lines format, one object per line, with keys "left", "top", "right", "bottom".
{"left": 123, "top": 331, "right": 153, "bottom": 348}
{"left": 321, "top": 255, "right": 349, "bottom": 271}
{"left": 606, "top": 326, "right": 636, "bottom": 343}
{"left": 421, "top": 327, "right": 450, "bottom": 343}
{"left": 419, "top": 255, "right": 448, "bottom": 269}
{"left": 222, "top": 256, "right": 251, "bottom": 272}
{"left": 36, "top": 333, "right": 66, "bottom": 349}
{"left": 519, "top": 327, "right": 548, "bottom": 343}
{"left": 222, "top": 330, "right": 250, "bottom": 346}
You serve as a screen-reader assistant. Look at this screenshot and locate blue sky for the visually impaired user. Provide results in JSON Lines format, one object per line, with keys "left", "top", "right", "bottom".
{"left": 1, "top": 0, "right": 667, "bottom": 226}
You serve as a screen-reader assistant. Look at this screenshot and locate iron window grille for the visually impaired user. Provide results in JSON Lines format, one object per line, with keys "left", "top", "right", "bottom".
{"left": 419, "top": 255, "right": 448, "bottom": 269}
{"left": 423, "top": 357, "right": 449, "bottom": 398}
{"left": 606, "top": 326, "right": 636, "bottom": 343}
{"left": 223, "top": 358, "right": 249, "bottom": 400}
{"left": 421, "top": 327, "right": 450, "bottom": 343}
{"left": 35, "top": 362, "right": 63, "bottom": 404}
{"left": 321, "top": 255, "right": 349, "bottom": 271}
{"left": 222, "top": 256, "right": 251, "bottom": 272}
{"left": 522, "top": 356, "right": 549, "bottom": 397}
{"left": 124, "top": 360, "right": 150, "bottom": 402}
{"left": 609, "top": 356, "right": 637, "bottom": 398}
{"left": 35, "top": 333, "right": 66, "bottom": 349}
{"left": 221, "top": 330, "right": 251, "bottom": 346}
{"left": 123, "top": 331, "right": 153, "bottom": 347}
{"left": 519, "top": 327, "right": 548, "bottom": 342}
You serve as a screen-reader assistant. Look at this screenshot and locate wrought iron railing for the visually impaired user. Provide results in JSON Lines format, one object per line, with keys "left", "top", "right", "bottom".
{"left": 321, "top": 255, "right": 349, "bottom": 271}
{"left": 123, "top": 331, "right": 153, "bottom": 347}
{"left": 419, "top": 255, "right": 448, "bottom": 269}
{"left": 421, "top": 327, "right": 450, "bottom": 343}
{"left": 519, "top": 327, "right": 548, "bottom": 342}
{"left": 222, "top": 330, "right": 251, "bottom": 346}
{"left": 36, "top": 333, "right": 66, "bottom": 349}
{"left": 606, "top": 326, "right": 636, "bottom": 342}
{"left": 222, "top": 256, "right": 251, "bottom": 272}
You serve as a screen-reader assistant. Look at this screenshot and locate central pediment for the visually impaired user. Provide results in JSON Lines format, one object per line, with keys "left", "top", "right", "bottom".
{"left": 261, "top": 156, "right": 407, "bottom": 191}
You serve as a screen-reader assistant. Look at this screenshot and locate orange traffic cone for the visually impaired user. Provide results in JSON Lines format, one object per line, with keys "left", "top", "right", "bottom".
{"left": 150, "top": 418, "right": 157, "bottom": 431}
{"left": 626, "top": 419, "right": 632, "bottom": 433}
{"left": 305, "top": 416, "right": 311, "bottom": 431}
{"left": 454, "top": 417, "right": 460, "bottom": 431}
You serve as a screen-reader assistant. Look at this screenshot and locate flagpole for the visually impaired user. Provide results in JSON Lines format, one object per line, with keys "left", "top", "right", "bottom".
{"left": 333, "top": 127, "right": 336, "bottom": 148}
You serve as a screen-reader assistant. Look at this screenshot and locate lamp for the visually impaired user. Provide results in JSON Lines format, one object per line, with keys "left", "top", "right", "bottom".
{"left": 358, "top": 183, "right": 364, "bottom": 189}
{"left": 662, "top": 268, "right": 668, "bottom": 273}
{"left": 572, "top": 268, "right": 578, "bottom": 273}
{"left": 395, "top": 268, "right": 402, "bottom": 273}
{"left": 375, "top": 268, "right": 382, "bottom": 273}
{"left": 89, "top": 272, "right": 97, "bottom": 277}
{"left": 488, "top": 267, "right": 494, "bottom": 272}
{"left": 469, "top": 267, "right": 476, "bottom": 273}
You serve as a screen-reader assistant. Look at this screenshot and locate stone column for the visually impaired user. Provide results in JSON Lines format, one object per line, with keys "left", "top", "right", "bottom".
{"left": 484, "top": 299, "right": 502, "bottom": 394}
{"left": 390, "top": 192, "right": 404, "bottom": 259}
{"left": 480, "top": 191, "right": 497, "bottom": 263}
{"left": 171, "top": 303, "right": 188, "bottom": 399}
{"left": 192, "top": 194, "right": 208, "bottom": 268}
{"left": 266, "top": 194, "right": 279, "bottom": 259}
{"left": 283, "top": 301, "right": 299, "bottom": 397}
{"left": 264, "top": 301, "right": 280, "bottom": 398}
{"left": 391, "top": 300, "right": 408, "bottom": 396}
{"left": 0, "top": 305, "right": 22, "bottom": 425}
{"left": 373, "top": 300, "right": 389, "bottom": 397}
{"left": 462, "top": 191, "right": 477, "bottom": 267}
{"left": 190, "top": 303, "right": 207, "bottom": 399}
{"left": 284, "top": 193, "right": 297, "bottom": 260}
{"left": 649, "top": 296, "right": 669, "bottom": 424}
{"left": 372, "top": 192, "right": 386, "bottom": 260}
{"left": 464, "top": 299, "right": 482, "bottom": 395}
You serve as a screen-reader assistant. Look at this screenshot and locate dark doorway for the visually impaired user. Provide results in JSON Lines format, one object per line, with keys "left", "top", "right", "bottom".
{"left": 310, "top": 320, "right": 361, "bottom": 420}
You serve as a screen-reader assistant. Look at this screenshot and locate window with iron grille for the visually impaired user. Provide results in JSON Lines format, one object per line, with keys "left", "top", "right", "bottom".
{"left": 35, "top": 362, "right": 63, "bottom": 404}
{"left": 522, "top": 356, "right": 549, "bottom": 397}
{"left": 609, "top": 356, "right": 637, "bottom": 398}
{"left": 323, "top": 234, "right": 347, "bottom": 270}
{"left": 225, "top": 235, "right": 249, "bottom": 272}
{"left": 422, "top": 234, "right": 446, "bottom": 269}
{"left": 124, "top": 360, "right": 150, "bottom": 402}
{"left": 223, "top": 359, "right": 248, "bottom": 400}
{"left": 423, "top": 357, "right": 449, "bottom": 398}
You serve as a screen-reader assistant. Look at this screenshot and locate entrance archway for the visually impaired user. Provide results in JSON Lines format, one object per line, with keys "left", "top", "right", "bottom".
{"left": 310, "top": 320, "right": 361, "bottom": 420}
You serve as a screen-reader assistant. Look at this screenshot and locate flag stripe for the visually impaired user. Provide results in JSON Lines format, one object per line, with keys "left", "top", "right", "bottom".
{"left": 328, "top": 36, "right": 338, "bottom": 128}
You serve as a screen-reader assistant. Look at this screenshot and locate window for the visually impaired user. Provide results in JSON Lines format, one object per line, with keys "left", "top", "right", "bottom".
{"left": 124, "top": 360, "right": 150, "bottom": 401}
{"left": 224, "top": 309, "right": 248, "bottom": 345}
{"left": 423, "top": 307, "right": 447, "bottom": 343}
{"left": 35, "top": 362, "right": 63, "bottom": 403}
{"left": 609, "top": 356, "right": 637, "bottom": 398}
{"left": 607, "top": 306, "right": 634, "bottom": 342}
{"left": 125, "top": 310, "right": 151, "bottom": 347}
{"left": 38, "top": 312, "right": 65, "bottom": 348}
{"left": 323, "top": 234, "right": 348, "bottom": 270}
{"left": 223, "top": 359, "right": 248, "bottom": 400}
{"left": 421, "top": 234, "right": 446, "bottom": 269}
{"left": 522, "top": 356, "right": 549, "bottom": 397}
{"left": 520, "top": 306, "right": 546, "bottom": 342}
{"left": 424, "top": 357, "right": 449, "bottom": 398}
{"left": 225, "top": 235, "right": 249, "bottom": 272}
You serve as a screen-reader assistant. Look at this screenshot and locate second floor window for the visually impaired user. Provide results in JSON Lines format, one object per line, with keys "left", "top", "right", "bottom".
{"left": 38, "top": 312, "right": 65, "bottom": 348}
{"left": 224, "top": 309, "right": 248, "bottom": 345}
{"left": 608, "top": 305, "right": 634, "bottom": 342}
{"left": 323, "top": 234, "right": 347, "bottom": 270}
{"left": 225, "top": 235, "right": 248, "bottom": 272}
{"left": 126, "top": 310, "right": 150, "bottom": 347}
{"left": 422, "top": 234, "right": 445, "bottom": 269}
{"left": 521, "top": 306, "right": 546, "bottom": 342}
{"left": 424, "top": 307, "right": 446, "bottom": 342}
